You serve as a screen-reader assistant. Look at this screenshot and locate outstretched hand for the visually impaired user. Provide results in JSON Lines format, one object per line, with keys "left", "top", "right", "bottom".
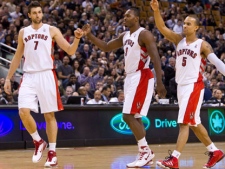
{"left": 82, "top": 24, "right": 91, "bottom": 36}
{"left": 74, "top": 28, "right": 84, "bottom": 39}
{"left": 150, "top": 0, "right": 160, "bottom": 11}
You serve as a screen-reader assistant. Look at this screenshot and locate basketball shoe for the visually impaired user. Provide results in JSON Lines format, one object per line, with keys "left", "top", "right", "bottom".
{"left": 126, "top": 146, "right": 155, "bottom": 168}
{"left": 203, "top": 149, "right": 225, "bottom": 168}
{"left": 44, "top": 150, "right": 58, "bottom": 168}
{"left": 156, "top": 150, "right": 179, "bottom": 169}
{"left": 32, "top": 139, "right": 47, "bottom": 163}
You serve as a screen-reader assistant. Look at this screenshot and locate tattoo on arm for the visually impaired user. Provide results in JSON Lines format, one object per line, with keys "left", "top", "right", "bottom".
{"left": 205, "top": 41, "right": 214, "bottom": 53}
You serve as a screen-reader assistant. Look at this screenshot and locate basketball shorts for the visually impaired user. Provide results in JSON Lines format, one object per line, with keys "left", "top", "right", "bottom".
{"left": 177, "top": 81, "right": 204, "bottom": 126}
{"left": 123, "top": 69, "right": 154, "bottom": 118}
{"left": 18, "top": 70, "right": 63, "bottom": 113}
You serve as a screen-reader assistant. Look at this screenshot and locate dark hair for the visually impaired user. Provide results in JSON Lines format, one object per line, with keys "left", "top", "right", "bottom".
{"left": 129, "top": 7, "right": 140, "bottom": 17}
{"left": 188, "top": 15, "right": 200, "bottom": 26}
{"left": 28, "top": 1, "right": 42, "bottom": 13}
{"left": 102, "top": 85, "right": 111, "bottom": 92}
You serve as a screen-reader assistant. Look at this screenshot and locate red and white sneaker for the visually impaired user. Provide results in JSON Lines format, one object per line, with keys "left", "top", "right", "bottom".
{"left": 44, "top": 150, "right": 58, "bottom": 168}
{"left": 156, "top": 150, "right": 179, "bottom": 169}
{"left": 32, "top": 139, "right": 47, "bottom": 163}
{"left": 203, "top": 150, "right": 225, "bottom": 168}
{"left": 126, "top": 146, "right": 155, "bottom": 168}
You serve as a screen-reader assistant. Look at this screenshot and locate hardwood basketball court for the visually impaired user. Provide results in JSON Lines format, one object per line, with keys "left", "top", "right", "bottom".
{"left": 0, "top": 142, "right": 224, "bottom": 169}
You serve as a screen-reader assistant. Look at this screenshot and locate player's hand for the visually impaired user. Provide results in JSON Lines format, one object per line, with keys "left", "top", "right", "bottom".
{"left": 74, "top": 28, "right": 83, "bottom": 39}
{"left": 156, "top": 83, "right": 167, "bottom": 98}
{"left": 4, "top": 79, "right": 11, "bottom": 95}
{"left": 150, "top": 0, "right": 160, "bottom": 11}
{"left": 82, "top": 24, "right": 91, "bottom": 36}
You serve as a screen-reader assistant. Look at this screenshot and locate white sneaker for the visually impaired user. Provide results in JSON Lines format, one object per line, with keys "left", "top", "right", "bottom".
{"left": 44, "top": 150, "right": 58, "bottom": 168}
{"left": 32, "top": 139, "right": 47, "bottom": 163}
{"left": 127, "top": 146, "right": 155, "bottom": 168}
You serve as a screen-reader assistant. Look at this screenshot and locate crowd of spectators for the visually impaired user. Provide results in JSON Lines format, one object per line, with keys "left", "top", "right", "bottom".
{"left": 0, "top": 0, "right": 225, "bottom": 106}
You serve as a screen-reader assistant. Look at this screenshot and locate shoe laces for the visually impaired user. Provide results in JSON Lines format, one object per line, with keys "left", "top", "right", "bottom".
{"left": 204, "top": 151, "right": 214, "bottom": 163}
{"left": 164, "top": 150, "right": 173, "bottom": 161}
{"left": 33, "top": 140, "right": 41, "bottom": 155}
{"left": 47, "top": 151, "right": 56, "bottom": 162}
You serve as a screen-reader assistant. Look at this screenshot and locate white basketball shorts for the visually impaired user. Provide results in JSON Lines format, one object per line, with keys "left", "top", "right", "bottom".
{"left": 123, "top": 69, "right": 154, "bottom": 117}
{"left": 18, "top": 70, "right": 63, "bottom": 113}
{"left": 177, "top": 81, "right": 204, "bottom": 126}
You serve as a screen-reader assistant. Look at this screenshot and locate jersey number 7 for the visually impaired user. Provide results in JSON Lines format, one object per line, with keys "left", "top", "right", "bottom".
{"left": 34, "top": 41, "right": 39, "bottom": 50}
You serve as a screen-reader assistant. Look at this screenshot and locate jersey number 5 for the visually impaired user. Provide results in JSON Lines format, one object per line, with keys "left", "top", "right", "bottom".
{"left": 34, "top": 41, "right": 39, "bottom": 50}
{"left": 182, "top": 57, "right": 187, "bottom": 67}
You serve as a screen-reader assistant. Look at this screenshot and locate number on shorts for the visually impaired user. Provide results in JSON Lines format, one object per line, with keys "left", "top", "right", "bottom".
{"left": 34, "top": 41, "right": 39, "bottom": 50}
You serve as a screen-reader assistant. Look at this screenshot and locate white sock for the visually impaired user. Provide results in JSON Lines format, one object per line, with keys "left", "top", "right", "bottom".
{"left": 206, "top": 143, "right": 218, "bottom": 152}
{"left": 172, "top": 150, "right": 181, "bottom": 159}
{"left": 30, "top": 131, "right": 41, "bottom": 141}
{"left": 138, "top": 137, "right": 148, "bottom": 147}
{"left": 49, "top": 143, "right": 56, "bottom": 152}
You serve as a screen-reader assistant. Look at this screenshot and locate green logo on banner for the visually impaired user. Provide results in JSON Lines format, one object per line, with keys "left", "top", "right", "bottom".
{"left": 208, "top": 109, "right": 225, "bottom": 135}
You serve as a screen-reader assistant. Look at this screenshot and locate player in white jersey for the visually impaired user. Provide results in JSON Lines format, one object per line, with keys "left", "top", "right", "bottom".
{"left": 151, "top": 0, "right": 225, "bottom": 168}
{"left": 82, "top": 7, "right": 167, "bottom": 168}
{"left": 4, "top": 1, "right": 83, "bottom": 167}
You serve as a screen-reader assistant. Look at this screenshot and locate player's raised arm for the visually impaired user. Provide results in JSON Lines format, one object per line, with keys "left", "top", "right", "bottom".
{"left": 150, "top": 0, "right": 182, "bottom": 45}
{"left": 202, "top": 40, "right": 225, "bottom": 76}
{"left": 82, "top": 24, "right": 124, "bottom": 52}
{"left": 51, "top": 26, "right": 83, "bottom": 56}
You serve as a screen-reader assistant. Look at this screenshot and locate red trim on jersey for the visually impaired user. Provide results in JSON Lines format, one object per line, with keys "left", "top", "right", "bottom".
{"left": 130, "top": 69, "right": 154, "bottom": 114}
{"left": 51, "top": 41, "right": 55, "bottom": 69}
{"left": 137, "top": 47, "right": 149, "bottom": 71}
{"left": 52, "top": 70, "right": 64, "bottom": 111}
{"left": 183, "top": 80, "right": 204, "bottom": 125}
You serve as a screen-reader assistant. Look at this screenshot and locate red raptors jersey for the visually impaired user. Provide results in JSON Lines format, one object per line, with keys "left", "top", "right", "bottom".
{"left": 23, "top": 24, "right": 53, "bottom": 72}
{"left": 123, "top": 27, "right": 150, "bottom": 74}
{"left": 176, "top": 38, "right": 206, "bottom": 85}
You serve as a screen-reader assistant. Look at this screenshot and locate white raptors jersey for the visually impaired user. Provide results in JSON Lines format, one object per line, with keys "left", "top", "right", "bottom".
{"left": 123, "top": 27, "right": 150, "bottom": 74}
{"left": 23, "top": 24, "right": 53, "bottom": 72}
{"left": 176, "top": 38, "right": 206, "bottom": 85}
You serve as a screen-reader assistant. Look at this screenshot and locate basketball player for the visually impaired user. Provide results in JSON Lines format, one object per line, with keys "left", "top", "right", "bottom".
{"left": 150, "top": 0, "right": 225, "bottom": 168}
{"left": 82, "top": 7, "right": 167, "bottom": 168}
{"left": 4, "top": 1, "right": 83, "bottom": 167}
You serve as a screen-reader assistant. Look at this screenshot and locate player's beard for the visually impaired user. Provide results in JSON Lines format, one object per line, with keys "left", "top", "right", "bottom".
{"left": 32, "top": 18, "right": 42, "bottom": 24}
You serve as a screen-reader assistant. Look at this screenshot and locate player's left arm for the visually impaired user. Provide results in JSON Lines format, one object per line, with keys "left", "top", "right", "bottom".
{"left": 139, "top": 30, "right": 166, "bottom": 97}
{"left": 201, "top": 40, "right": 225, "bottom": 76}
{"left": 139, "top": 30, "right": 163, "bottom": 82}
{"left": 50, "top": 26, "right": 83, "bottom": 56}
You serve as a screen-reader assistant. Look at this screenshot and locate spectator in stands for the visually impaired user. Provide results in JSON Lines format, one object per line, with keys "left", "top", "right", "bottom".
{"left": 57, "top": 55, "right": 73, "bottom": 88}
{"left": 86, "top": 90, "right": 104, "bottom": 104}
{"left": 72, "top": 59, "right": 81, "bottom": 77}
{"left": 93, "top": 67, "right": 105, "bottom": 86}
{"left": 109, "top": 89, "right": 124, "bottom": 103}
{"left": 61, "top": 86, "right": 73, "bottom": 104}
{"left": 101, "top": 85, "right": 111, "bottom": 104}
{"left": 193, "top": 1, "right": 204, "bottom": 14}
{"left": 164, "top": 57, "right": 176, "bottom": 98}
{"left": 53, "top": 51, "right": 62, "bottom": 70}
{"left": 78, "top": 66, "right": 95, "bottom": 90}
{"left": 173, "top": 19, "right": 183, "bottom": 34}
{"left": 205, "top": 89, "right": 225, "bottom": 106}
{"left": 66, "top": 74, "right": 81, "bottom": 92}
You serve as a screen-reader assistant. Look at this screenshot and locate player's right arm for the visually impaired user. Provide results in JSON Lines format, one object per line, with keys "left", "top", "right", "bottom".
{"left": 150, "top": 0, "right": 182, "bottom": 45}
{"left": 4, "top": 29, "right": 24, "bottom": 94}
{"left": 82, "top": 24, "right": 124, "bottom": 52}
